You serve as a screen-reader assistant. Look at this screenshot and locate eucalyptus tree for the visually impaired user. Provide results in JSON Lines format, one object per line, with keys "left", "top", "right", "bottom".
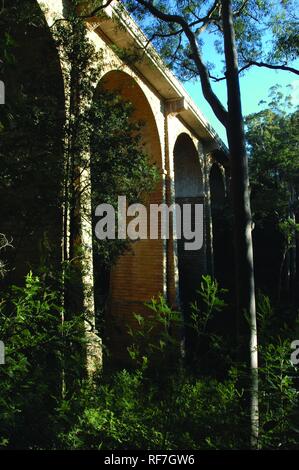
{"left": 111, "top": 0, "right": 297, "bottom": 447}
{"left": 246, "top": 87, "right": 299, "bottom": 300}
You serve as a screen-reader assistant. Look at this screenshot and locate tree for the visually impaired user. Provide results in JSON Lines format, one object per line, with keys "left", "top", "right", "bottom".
{"left": 2, "top": 0, "right": 297, "bottom": 446}
{"left": 245, "top": 86, "right": 299, "bottom": 300}
{"left": 111, "top": 0, "right": 259, "bottom": 446}
{"left": 107, "top": 0, "right": 298, "bottom": 447}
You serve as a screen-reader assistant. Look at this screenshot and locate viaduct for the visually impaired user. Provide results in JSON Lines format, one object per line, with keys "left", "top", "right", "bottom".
{"left": 4, "top": 0, "right": 231, "bottom": 366}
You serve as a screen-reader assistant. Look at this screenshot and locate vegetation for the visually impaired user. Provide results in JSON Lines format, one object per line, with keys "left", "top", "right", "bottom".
{"left": 246, "top": 87, "right": 299, "bottom": 300}
{"left": 0, "top": 274, "right": 297, "bottom": 449}
{"left": 0, "top": 0, "right": 298, "bottom": 452}
{"left": 120, "top": 0, "right": 298, "bottom": 445}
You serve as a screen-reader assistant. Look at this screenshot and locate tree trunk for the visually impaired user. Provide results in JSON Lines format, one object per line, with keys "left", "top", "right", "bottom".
{"left": 289, "top": 185, "right": 296, "bottom": 301}
{"left": 62, "top": 13, "right": 101, "bottom": 377}
{"left": 221, "top": 0, "right": 259, "bottom": 448}
{"left": 134, "top": 0, "right": 260, "bottom": 448}
{"left": 278, "top": 246, "right": 287, "bottom": 303}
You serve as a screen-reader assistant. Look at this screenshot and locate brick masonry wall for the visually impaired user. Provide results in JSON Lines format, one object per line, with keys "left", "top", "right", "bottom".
{"left": 37, "top": 0, "right": 227, "bottom": 364}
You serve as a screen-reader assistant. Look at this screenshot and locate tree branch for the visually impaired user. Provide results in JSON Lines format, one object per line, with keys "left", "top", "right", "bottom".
{"left": 209, "top": 72, "right": 226, "bottom": 82}
{"left": 242, "top": 60, "right": 299, "bottom": 76}
{"left": 135, "top": 0, "right": 228, "bottom": 127}
{"left": 195, "top": 0, "right": 221, "bottom": 35}
{"left": 0, "top": 233, "right": 13, "bottom": 278}
{"left": 193, "top": 0, "right": 220, "bottom": 24}
{"left": 210, "top": 57, "right": 299, "bottom": 81}
{"left": 0, "top": 233, "right": 13, "bottom": 251}
{"left": 233, "top": 0, "right": 249, "bottom": 17}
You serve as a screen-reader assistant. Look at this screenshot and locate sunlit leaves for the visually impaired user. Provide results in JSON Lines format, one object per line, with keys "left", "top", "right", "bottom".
{"left": 123, "top": 0, "right": 298, "bottom": 81}
{"left": 245, "top": 86, "right": 299, "bottom": 224}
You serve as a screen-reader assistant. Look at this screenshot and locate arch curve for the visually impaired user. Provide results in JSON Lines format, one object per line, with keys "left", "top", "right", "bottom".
{"left": 92, "top": 69, "right": 164, "bottom": 365}
{"left": 173, "top": 133, "right": 203, "bottom": 198}
{"left": 209, "top": 162, "right": 231, "bottom": 287}
{"left": 173, "top": 133, "right": 206, "bottom": 352}
{"left": 97, "top": 70, "right": 163, "bottom": 165}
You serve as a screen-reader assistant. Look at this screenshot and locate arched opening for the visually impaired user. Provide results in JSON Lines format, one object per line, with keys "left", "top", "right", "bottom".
{"left": 99, "top": 71, "right": 162, "bottom": 164}
{"left": 209, "top": 163, "right": 232, "bottom": 288}
{"left": 91, "top": 70, "right": 163, "bottom": 365}
{"left": 210, "top": 164, "right": 225, "bottom": 205}
{"left": 0, "top": 0, "right": 65, "bottom": 287}
{"left": 0, "top": 1, "right": 65, "bottom": 445}
{"left": 173, "top": 133, "right": 205, "bottom": 345}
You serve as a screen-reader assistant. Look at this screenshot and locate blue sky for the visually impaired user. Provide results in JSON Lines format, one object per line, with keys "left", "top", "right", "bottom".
{"left": 184, "top": 67, "right": 299, "bottom": 145}
{"left": 169, "top": 3, "right": 299, "bottom": 146}
{"left": 130, "top": 1, "right": 299, "bottom": 146}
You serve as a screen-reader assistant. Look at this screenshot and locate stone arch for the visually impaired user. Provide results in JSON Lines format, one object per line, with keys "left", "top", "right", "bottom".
{"left": 173, "top": 133, "right": 205, "bottom": 340}
{"left": 174, "top": 134, "right": 204, "bottom": 198}
{"left": 209, "top": 163, "right": 230, "bottom": 286}
{"left": 98, "top": 70, "right": 163, "bottom": 163}
{"left": 210, "top": 163, "right": 225, "bottom": 207}
{"left": 0, "top": 0, "right": 65, "bottom": 286}
{"left": 91, "top": 70, "right": 164, "bottom": 364}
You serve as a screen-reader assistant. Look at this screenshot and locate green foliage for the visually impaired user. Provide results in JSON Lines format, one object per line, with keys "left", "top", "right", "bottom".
{"left": 52, "top": 13, "right": 159, "bottom": 267}
{"left": 123, "top": 0, "right": 298, "bottom": 82}
{"left": 191, "top": 275, "right": 228, "bottom": 336}
{"left": 126, "top": 276, "right": 228, "bottom": 375}
{"left": 1, "top": 2, "right": 298, "bottom": 452}
{"left": 0, "top": 273, "right": 86, "bottom": 449}
{"left": 57, "top": 370, "right": 166, "bottom": 449}
{"left": 89, "top": 89, "right": 159, "bottom": 265}
{"left": 0, "top": 274, "right": 298, "bottom": 449}
{"left": 246, "top": 86, "right": 299, "bottom": 296}
{"left": 0, "top": 1, "right": 66, "bottom": 279}
{"left": 256, "top": 293, "right": 299, "bottom": 448}
{"left": 0, "top": 3, "right": 159, "bottom": 288}
{"left": 53, "top": 276, "right": 245, "bottom": 449}
{"left": 127, "top": 295, "right": 182, "bottom": 375}
{"left": 57, "top": 367, "right": 247, "bottom": 450}
{"left": 246, "top": 86, "right": 299, "bottom": 225}
{"left": 127, "top": 275, "right": 228, "bottom": 370}
{"left": 278, "top": 218, "right": 299, "bottom": 247}
{"left": 258, "top": 339, "right": 298, "bottom": 448}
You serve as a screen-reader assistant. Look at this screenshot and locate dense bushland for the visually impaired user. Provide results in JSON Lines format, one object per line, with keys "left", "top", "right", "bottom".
{"left": 0, "top": 274, "right": 297, "bottom": 449}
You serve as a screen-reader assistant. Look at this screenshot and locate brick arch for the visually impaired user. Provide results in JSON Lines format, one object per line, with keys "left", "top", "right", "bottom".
{"left": 209, "top": 163, "right": 226, "bottom": 204}
{"left": 93, "top": 69, "right": 164, "bottom": 365}
{"left": 1, "top": 0, "right": 65, "bottom": 286}
{"left": 209, "top": 163, "right": 231, "bottom": 287}
{"left": 173, "top": 133, "right": 205, "bottom": 351}
{"left": 98, "top": 70, "right": 163, "bottom": 166}
{"left": 173, "top": 133, "right": 203, "bottom": 197}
